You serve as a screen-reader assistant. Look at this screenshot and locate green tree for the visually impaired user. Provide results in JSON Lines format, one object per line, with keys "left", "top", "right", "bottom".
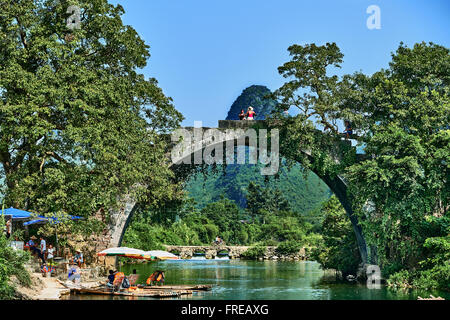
{"left": 246, "top": 182, "right": 291, "bottom": 222}
{"left": 201, "top": 197, "right": 243, "bottom": 244}
{"left": 271, "top": 42, "right": 355, "bottom": 181}
{"left": 272, "top": 41, "right": 448, "bottom": 287}
{"left": 343, "top": 42, "right": 449, "bottom": 277}
{"left": 311, "top": 196, "right": 361, "bottom": 277}
{"left": 0, "top": 0, "right": 183, "bottom": 218}
{"left": 272, "top": 42, "right": 346, "bottom": 133}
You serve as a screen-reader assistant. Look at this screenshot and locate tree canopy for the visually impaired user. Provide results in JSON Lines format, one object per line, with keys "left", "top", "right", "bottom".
{"left": 0, "top": 0, "right": 183, "bottom": 217}
{"left": 272, "top": 41, "right": 449, "bottom": 289}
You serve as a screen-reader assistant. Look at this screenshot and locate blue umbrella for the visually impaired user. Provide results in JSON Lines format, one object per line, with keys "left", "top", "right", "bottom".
{"left": 2, "top": 207, "right": 36, "bottom": 220}
{"left": 23, "top": 215, "right": 83, "bottom": 226}
{"left": 22, "top": 213, "right": 84, "bottom": 255}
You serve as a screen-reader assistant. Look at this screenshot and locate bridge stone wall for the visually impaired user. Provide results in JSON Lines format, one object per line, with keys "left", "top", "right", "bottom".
{"left": 164, "top": 245, "right": 309, "bottom": 261}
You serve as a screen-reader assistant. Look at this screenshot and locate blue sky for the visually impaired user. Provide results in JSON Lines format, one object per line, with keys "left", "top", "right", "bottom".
{"left": 110, "top": 0, "right": 450, "bottom": 127}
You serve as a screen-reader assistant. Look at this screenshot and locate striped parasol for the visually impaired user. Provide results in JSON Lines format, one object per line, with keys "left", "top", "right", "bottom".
{"left": 97, "top": 247, "right": 154, "bottom": 260}
{"left": 144, "top": 250, "right": 179, "bottom": 260}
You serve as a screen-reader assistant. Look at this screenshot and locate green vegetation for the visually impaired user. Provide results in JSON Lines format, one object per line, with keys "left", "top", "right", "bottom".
{"left": 343, "top": 43, "right": 449, "bottom": 291}
{"left": 0, "top": 217, "right": 30, "bottom": 299}
{"left": 271, "top": 41, "right": 449, "bottom": 290}
{"left": 276, "top": 241, "right": 303, "bottom": 255}
{"left": 387, "top": 235, "right": 450, "bottom": 291}
{"left": 0, "top": 0, "right": 182, "bottom": 217}
{"left": 311, "top": 196, "right": 361, "bottom": 277}
{"left": 241, "top": 245, "right": 267, "bottom": 260}
{"left": 124, "top": 182, "right": 322, "bottom": 251}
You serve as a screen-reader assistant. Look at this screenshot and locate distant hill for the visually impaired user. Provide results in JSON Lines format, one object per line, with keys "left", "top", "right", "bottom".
{"left": 185, "top": 85, "right": 331, "bottom": 217}
{"left": 225, "top": 85, "right": 277, "bottom": 120}
{"left": 185, "top": 164, "right": 331, "bottom": 214}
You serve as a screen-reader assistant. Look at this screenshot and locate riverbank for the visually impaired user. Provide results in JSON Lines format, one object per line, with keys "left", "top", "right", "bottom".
{"left": 12, "top": 262, "right": 107, "bottom": 300}
{"left": 13, "top": 271, "right": 69, "bottom": 300}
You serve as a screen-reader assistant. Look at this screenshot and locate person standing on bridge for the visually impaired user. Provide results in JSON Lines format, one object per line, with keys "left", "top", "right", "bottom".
{"left": 246, "top": 107, "right": 256, "bottom": 120}
{"left": 343, "top": 120, "right": 353, "bottom": 139}
{"left": 239, "top": 109, "right": 246, "bottom": 120}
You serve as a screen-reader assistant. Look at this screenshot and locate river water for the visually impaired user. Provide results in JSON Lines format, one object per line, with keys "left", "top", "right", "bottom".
{"left": 68, "top": 259, "right": 449, "bottom": 300}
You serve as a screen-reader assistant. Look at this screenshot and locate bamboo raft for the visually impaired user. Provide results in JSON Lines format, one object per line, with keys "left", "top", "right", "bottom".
{"left": 69, "top": 287, "right": 193, "bottom": 298}
{"left": 137, "top": 284, "right": 213, "bottom": 291}
{"left": 59, "top": 280, "right": 213, "bottom": 298}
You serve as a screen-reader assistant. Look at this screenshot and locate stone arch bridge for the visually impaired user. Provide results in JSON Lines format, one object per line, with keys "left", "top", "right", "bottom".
{"left": 163, "top": 245, "right": 308, "bottom": 260}
{"left": 103, "top": 120, "right": 371, "bottom": 265}
{"left": 164, "top": 245, "right": 252, "bottom": 260}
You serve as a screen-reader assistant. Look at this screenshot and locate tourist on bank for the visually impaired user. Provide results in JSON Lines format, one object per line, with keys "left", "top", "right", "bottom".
{"left": 34, "top": 237, "right": 46, "bottom": 264}
{"left": 5, "top": 218, "right": 12, "bottom": 238}
{"left": 28, "top": 236, "right": 38, "bottom": 255}
{"left": 73, "top": 249, "right": 84, "bottom": 267}
{"left": 40, "top": 236, "right": 46, "bottom": 258}
{"left": 47, "top": 244, "right": 55, "bottom": 265}
{"left": 245, "top": 107, "right": 256, "bottom": 120}
{"left": 68, "top": 264, "right": 81, "bottom": 283}
{"left": 238, "top": 109, "right": 246, "bottom": 120}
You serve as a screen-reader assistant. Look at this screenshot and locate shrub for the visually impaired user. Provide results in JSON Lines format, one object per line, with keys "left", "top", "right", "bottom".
{"left": 413, "top": 262, "right": 450, "bottom": 291}
{"left": 310, "top": 196, "right": 361, "bottom": 276}
{"left": 387, "top": 270, "right": 413, "bottom": 290}
{"left": 0, "top": 218, "right": 31, "bottom": 299}
{"left": 302, "top": 233, "right": 323, "bottom": 247}
{"left": 260, "top": 239, "right": 278, "bottom": 246}
{"left": 241, "top": 245, "right": 266, "bottom": 260}
{"left": 276, "top": 240, "right": 302, "bottom": 255}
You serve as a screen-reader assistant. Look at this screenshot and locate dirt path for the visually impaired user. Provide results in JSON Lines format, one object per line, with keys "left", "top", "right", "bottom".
{"left": 14, "top": 271, "right": 70, "bottom": 300}
{"left": 33, "top": 273, "right": 70, "bottom": 300}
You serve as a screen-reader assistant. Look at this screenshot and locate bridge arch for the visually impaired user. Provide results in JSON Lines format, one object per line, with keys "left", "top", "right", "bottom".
{"left": 108, "top": 120, "right": 369, "bottom": 264}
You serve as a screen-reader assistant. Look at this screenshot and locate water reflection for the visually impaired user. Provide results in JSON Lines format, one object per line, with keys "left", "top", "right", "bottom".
{"left": 67, "top": 260, "right": 449, "bottom": 300}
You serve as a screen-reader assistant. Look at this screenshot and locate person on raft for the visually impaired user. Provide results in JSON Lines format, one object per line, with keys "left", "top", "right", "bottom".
{"left": 106, "top": 270, "right": 116, "bottom": 288}
{"left": 146, "top": 270, "right": 165, "bottom": 286}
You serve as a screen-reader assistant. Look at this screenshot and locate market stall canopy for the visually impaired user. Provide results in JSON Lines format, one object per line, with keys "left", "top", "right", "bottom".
{"left": 144, "top": 250, "right": 179, "bottom": 260}
{"left": 23, "top": 215, "right": 83, "bottom": 226}
{"left": 2, "top": 207, "right": 37, "bottom": 220}
{"left": 2, "top": 207, "right": 83, "bottom": 225}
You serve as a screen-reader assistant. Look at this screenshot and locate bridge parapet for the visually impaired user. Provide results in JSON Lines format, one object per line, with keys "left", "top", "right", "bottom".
{"left": 218, "top": 120, "right": 271, "bottom": 129}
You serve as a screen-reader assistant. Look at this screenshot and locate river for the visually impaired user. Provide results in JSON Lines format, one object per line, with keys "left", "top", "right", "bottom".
{"left": 68, "top": 259, "right": 449, "bottom": 300}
